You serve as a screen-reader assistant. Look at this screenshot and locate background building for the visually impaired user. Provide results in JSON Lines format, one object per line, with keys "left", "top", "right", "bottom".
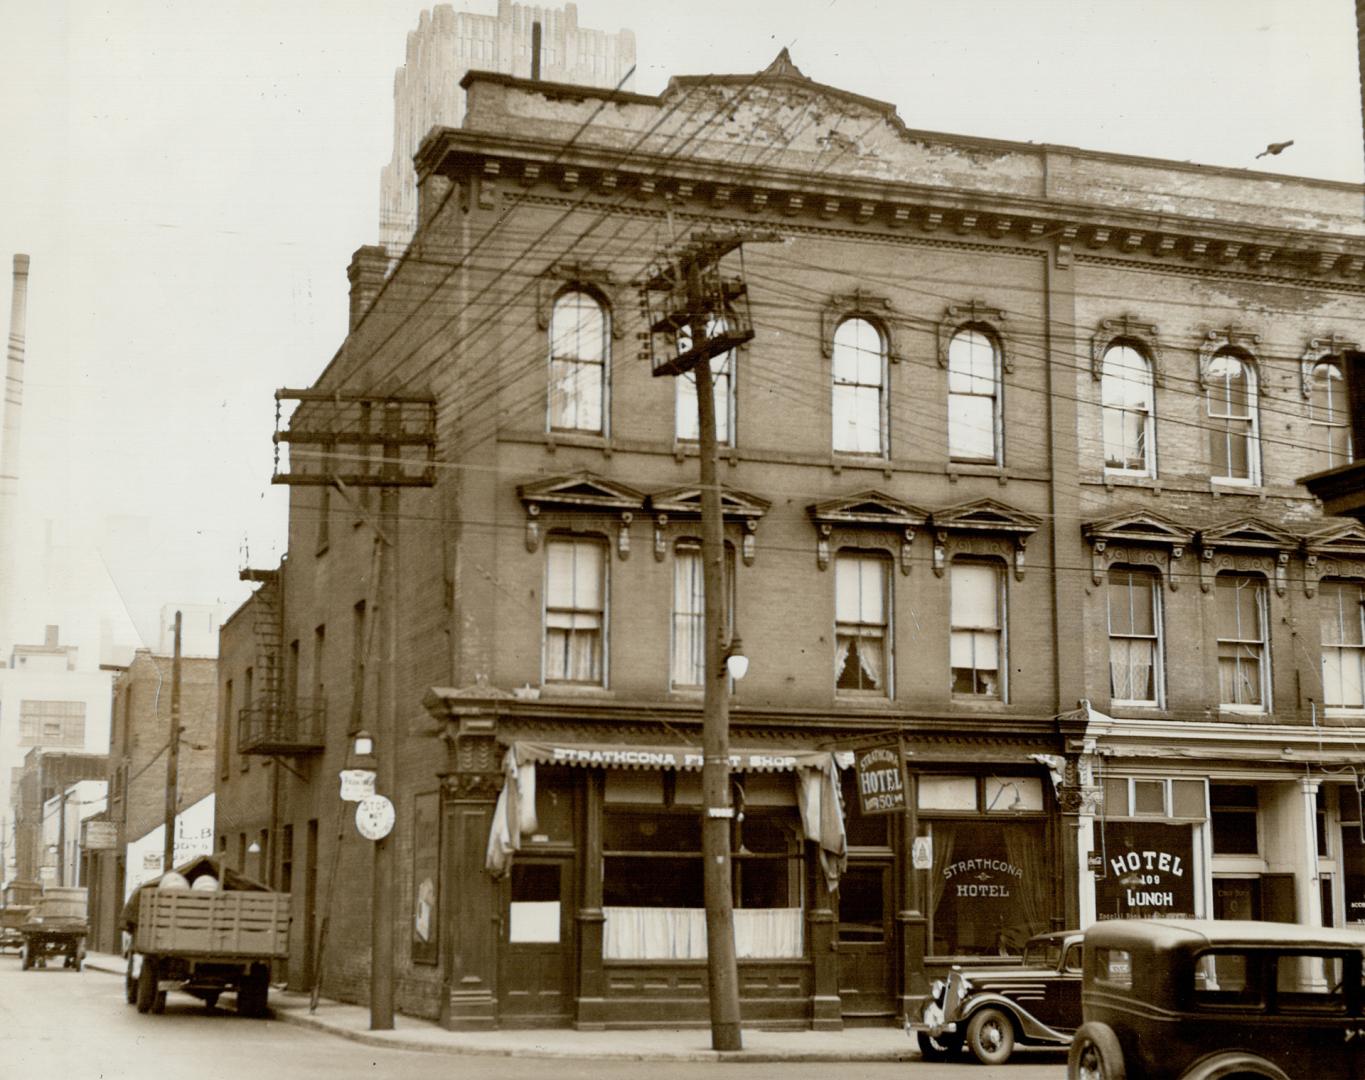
{"left": 0, "top": 625, "right": 112, "bottom": 881}
{"left": 11, "top": 749, "right": 106, "bottom": 884}
{"left": 218, "top": 53, "right": 1365, "bottom": 1030}
{"left": 378, "top": 1, "right": 635, "bottom": 256}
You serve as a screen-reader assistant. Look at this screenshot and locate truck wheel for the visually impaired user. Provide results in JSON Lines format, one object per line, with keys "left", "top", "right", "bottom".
{"left": 1069, "top": 1021, "right": 1127, "bottom": 1080}
{"left": 238, "top": 967, "right": 268, "bottom": 1017}
{"left": 136, "top": 957, "right": 157, "bottom": 1013}
{"left": 152, "top": 990, "right": 167, "bottom": 1014}
{"left": 19, "top": 943, "right": 30, "bottom": 971}
{"left": 125, "top": 960, "right": 137, "bottom": 1004}
{"left": 966, "top": 1006, "right": 1016, "bottom": 1066}
{"left": 203, "top": 991, "right": 220, "bottom": 1010}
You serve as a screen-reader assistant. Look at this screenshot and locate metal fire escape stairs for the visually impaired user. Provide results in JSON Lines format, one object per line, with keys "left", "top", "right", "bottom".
{"left": 238, "top": 567, "right": 325, "bottom": 758}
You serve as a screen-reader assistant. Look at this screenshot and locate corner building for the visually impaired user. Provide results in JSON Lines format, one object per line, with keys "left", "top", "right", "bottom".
{"left": 215, "top": 53, "right": 1365, "bottom": 1029}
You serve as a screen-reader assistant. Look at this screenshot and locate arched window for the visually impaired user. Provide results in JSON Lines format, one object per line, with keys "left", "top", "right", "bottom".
{"left": 831, "top": 317, "right": 887, "bottom": 455}
{"left": 1205, "top": 352, "right": 1259, "bottom": 483}
{"left": 1310, "top": 360, "right": 1353, "bottom": 469}
{"left": 1101, "top": 345, "right": 1155, "bottom": 475}
{"left": 548, "top": 290, "right": 607, "bottom": 434}
{"left": 948, "top": 329, "right": 1001, "bottom": 463}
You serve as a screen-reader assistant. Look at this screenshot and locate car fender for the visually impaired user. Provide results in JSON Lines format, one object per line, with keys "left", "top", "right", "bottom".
{"left": 1179, "top": 1051, "right": 1292, "bottom": 1080}
{"left": 959, "top": 993, "right": 1070, "bottom": 1045}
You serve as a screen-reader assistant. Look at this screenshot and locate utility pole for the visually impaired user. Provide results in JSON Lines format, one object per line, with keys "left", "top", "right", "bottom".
{"left": 639, "top": 231, "right": 776, "bottom": 1052}
{"left": 272, "top": 389, "right": 435, "bottom": 1032}
{"left": 162, "top": 610, "right": 182, "bottom": 875}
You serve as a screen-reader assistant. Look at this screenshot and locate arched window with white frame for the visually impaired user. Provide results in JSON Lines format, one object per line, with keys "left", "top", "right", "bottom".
{"left": 948, "top": 328, "right": 1001, "bottom": 464}
{"left": 1101, "top": 344, "right": 1155, "bottom": 475}
{"left": 1206, "top": 351, "right": 1259, "bottom": 483}
{"left": 1310, "top": 359, "right": 1353, "bottom": 470}
{"left": 831, "top": 317, "right": 887, "bottom": 455}
{"left": 548, "top": 289, "right": 608, "bottom": 434}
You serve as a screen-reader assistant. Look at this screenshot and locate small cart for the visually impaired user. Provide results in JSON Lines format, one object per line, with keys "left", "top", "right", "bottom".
{"left": 19, "top": 886, "right": 88, "bottom": 972}
{"left": 0, "top": 881, "right": 41, "bottom": 953}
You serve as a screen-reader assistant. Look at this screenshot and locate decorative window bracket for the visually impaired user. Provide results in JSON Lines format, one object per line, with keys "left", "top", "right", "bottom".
{"left": 937, "top": 300, "right": 1012, "bottom": 374}
{"left": 1299, "top": 335, "right": 1360, "bottom": 398}
{"left": 1090, "top": 315, "right": 1164, "bottom": 386}
{"left": 820, "top": 287, "right": 900, "bottom": 362}
{"left": 1197, "top": 326, "right": 1262, "bottom": 391}
{"left": 536, "top": 261, "right": 625, "bottom": 339}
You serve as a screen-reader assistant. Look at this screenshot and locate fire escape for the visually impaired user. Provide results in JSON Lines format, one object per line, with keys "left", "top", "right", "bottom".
{"left": 237, "top": 567, "right": 325, "bottom": 755}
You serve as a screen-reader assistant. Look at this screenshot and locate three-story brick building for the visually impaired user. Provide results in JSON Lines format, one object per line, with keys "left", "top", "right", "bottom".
{"left": 215, "top": 52, "right": 1365, "bottom": 1029}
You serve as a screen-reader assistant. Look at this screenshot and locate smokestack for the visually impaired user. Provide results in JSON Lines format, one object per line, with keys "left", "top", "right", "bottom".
{"left": 0, "top": 255, "right": 30, "bottom": 653}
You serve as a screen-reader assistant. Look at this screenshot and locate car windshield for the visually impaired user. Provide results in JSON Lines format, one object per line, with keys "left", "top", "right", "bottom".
{"left": 1023, "top": 939, "right": 1063, "bottom": 968}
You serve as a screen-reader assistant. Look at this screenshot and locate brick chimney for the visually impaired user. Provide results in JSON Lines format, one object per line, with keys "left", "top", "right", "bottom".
{"left": 347, "top": 245, "right": 389, "bottom": 331}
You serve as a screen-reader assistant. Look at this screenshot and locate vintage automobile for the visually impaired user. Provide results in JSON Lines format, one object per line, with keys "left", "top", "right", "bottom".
{"left": 909, "top": 929, "right": 1084, "bottom": 1064}
{"left": 1069, "top": 919, "right": 1365, "bottom": 1080}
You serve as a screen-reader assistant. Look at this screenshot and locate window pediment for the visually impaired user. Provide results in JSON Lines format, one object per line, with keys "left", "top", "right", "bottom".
{"left": 1197, "top": 326, "right": 1263, "bottom": 392}
{"left": 1090, "top": 315, "right": 1164, "bottom": 386}
{"left": 646, "top": 485, "right": 770, "bottom": 566}
{"left": 1197, "top": 516, "right": 1297, "bottom": 595}
{"left": 930, "top": 498, "right": 1041, "bottom": 580}
{"left": 820, "top": 288, "right": 900, "bottom": 362}
{"left": 1082, "top": 510, "right": 1193, "bottom": 589}
{"left": 1302, "top": 521, "right": 1365, "bottom": 596}
{"left": 937, "top": 300, "right": 1012, "bottom": 374}
{"left": 535, "top": 261, "right": 624, "bottom": 339}
{"left": 807, "top": 489, "right": 928, "bottom": 574}
{"left": 518, "top": 472, "right": 645, "bottom": 557}
{"left": 1300, "top": 335, "right": 1359, "bottom": 398}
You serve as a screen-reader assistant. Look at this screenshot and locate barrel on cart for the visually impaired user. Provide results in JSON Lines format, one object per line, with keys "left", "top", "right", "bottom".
{"left": 18, "top": 886, "right": 88, "bottom": 971}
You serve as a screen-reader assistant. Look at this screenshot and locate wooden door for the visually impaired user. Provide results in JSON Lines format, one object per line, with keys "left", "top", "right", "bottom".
{"left": 501, "top": 858, "right": 574, "bottom": 1025}
{"left": 837, "top": 860, "right": 894, "bottom": 1021}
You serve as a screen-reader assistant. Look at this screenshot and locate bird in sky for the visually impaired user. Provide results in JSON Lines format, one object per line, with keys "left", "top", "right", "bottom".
{"left": 1256, "top": 139, "right": 1294, "bottom": 159}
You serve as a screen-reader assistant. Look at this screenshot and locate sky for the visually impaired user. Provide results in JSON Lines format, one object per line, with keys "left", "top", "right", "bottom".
{"left": 0, "top": 0, "right": 1360, "bottom": 663}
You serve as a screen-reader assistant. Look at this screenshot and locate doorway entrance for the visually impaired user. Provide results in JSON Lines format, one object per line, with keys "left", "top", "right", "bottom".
{"left": 500, "top": 857, "right": 574, "bottom": 1026}
{"left": 837, "top": 860, "right": 895, "bottom": 1022}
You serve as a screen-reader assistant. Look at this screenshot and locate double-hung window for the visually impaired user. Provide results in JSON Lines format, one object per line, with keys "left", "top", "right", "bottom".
{"left": 1206, "top": 353, "right": 1259, "bottom": 483}
{"left": 948, "top": 329, "right": 1001, "bottom": 463}
{"left": 676, "top": 330, "right": 734, "bottom": 445}
{"left": 1216, "top": 573, "right": 1268, "bottom": 708}
{"left": 951, "top": 561, "right": 1003, "bottom": 698}
{"left": 545, "top": 538, "right": 606, "bottom": 685}
{"left": 1107, "top": 568, "right": 1162, "bottom": 705}
{"left": 831, "top": 318, "right": 886, "bottom": 455}
{"left": 670, "top": 542, "right": 734, "bottom": 689}
{"left": 548, "top": 290, "right": 607, "bottom": 434}
{"left": 835, "top": 552, "right": 890, "bottom": 694}
{"left": 1321, "top": 580, "right": 1365, "bottom": 710}
{"left": 1101, "top": 345, "right": 1154, "bottom": 474}
{"left": 1309, "top": 360, "right": 1353, "bottom": 470}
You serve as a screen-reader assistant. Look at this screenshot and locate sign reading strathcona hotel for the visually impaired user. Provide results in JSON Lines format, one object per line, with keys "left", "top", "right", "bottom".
{"left": 854, "top": 745, "right": 906, "bottom": 815}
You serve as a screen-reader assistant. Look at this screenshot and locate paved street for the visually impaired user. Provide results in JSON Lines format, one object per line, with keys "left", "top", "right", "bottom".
{"left": 0, "top": 954, "right": 1067, "bottom": 1079}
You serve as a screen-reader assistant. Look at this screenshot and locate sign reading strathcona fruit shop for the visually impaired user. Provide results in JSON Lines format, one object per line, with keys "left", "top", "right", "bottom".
{"left": 1094, "top": 821, "right": 1196, "bottom": 920}
{"left": 854, "top": 744, "right": 906, "bottom": 815}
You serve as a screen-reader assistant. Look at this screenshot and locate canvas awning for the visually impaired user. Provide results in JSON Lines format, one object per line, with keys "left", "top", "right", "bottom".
{"left": 485, "top": 740, "right": 848, "bottom": 891}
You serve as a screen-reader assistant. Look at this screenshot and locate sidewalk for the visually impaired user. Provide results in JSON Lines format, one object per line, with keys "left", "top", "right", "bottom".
{"left": 83, "top": 952, "right": 917, "bottom": 1062}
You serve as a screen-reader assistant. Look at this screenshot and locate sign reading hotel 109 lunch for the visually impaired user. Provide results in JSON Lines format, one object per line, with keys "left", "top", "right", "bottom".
{"left": 854, "top": 744, "right": 906, "bottom": 815}
{"left": 1094, "top": 821, "right": 1196, "bottom": 920}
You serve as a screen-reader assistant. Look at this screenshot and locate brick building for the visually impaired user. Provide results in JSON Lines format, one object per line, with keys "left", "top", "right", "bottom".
{"left": 86, "top": 647, "right": 218, "bottom": 952}
{"left": 216, "top": 53, "right": 1365, "bottom": 1029}
{"left": 11, "top": 750, "right": 106, "bottom": 884}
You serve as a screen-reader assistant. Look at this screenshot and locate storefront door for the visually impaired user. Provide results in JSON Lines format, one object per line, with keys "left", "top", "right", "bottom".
{"left": 501, "top": 857, "right": 574, "bottom": 1025}
{"left": 837, "top": 860, "right": 894, "bottom": 1022}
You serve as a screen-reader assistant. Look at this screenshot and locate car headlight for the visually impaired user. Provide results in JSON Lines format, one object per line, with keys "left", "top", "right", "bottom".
{"left": 929, "top": 978, "right": 946, "bottom": 1004}
{"left": 956, "top": 976, "right": 973, "bottom": 999}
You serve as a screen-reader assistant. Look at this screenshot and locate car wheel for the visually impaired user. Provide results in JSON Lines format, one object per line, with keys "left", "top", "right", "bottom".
{"left": 966, "top": 1006, "right": 1016, "bottom": 1066}
{"left": 19, "top": 943, "right": 30, "bottom": 971}
{"left": 1068, "top": 1021, "right": 1127, "bottom": 1080}
{"left": 203, "top": 992, "right": 220, "bottom": 1010}
{"left": 136, "top": 956, "right": 157, "bottom": 1014}
{"left": 916, "top": 1029, "right": 964, "bottom": 1060}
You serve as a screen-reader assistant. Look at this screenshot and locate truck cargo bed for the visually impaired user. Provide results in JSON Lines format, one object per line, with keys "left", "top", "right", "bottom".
{"left": 135, "top": 891, "right": 290, "bottom": 958}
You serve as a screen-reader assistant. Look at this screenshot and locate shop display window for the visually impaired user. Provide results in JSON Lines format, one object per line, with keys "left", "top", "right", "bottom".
{"left": 1210, "top": 784, "right": 1259, "bottom": 855}
{"left": 926, "top": 818, "right": 1048, "bottom": 956}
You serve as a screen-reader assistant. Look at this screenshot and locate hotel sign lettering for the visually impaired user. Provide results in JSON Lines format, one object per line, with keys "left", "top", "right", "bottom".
{"left": 854, "top": 744, "right": 907, "bottom": 815}
{"left": 1094, "top": 821, "right": 1195, "bottom": 920}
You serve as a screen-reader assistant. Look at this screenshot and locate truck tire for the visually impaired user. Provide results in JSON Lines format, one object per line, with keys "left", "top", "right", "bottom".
{"left": 125, "top": 958, "right": 137, "bottom": 1004}
{"left": 19, "top": 942, "right": 30, "bottom": 971}
{"left": 136, "top": 956, "right": 157, "bottom": 1013}
{"left": 1068, "top": 1021, "right": 1127, "bottom": 1080}
{"left": 152, "top": 990, "right": 167, "bottom": 1014}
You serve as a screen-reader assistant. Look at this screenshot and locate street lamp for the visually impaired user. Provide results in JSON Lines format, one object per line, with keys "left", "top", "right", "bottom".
{"left": 723, "top": 637, "right": 749, "bottom": 681}
{"left": 349, "top": 730, "right": 378, "bottom": 771}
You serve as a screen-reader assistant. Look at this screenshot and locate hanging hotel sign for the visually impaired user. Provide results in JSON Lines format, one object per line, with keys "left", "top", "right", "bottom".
{"left": 82, "top": 820, "right": 117, "bottom": 851}
{"left": 854, "top": 744, "right": 907, "bottom": 816}
{"left": 1094, "top": 821, "right": 1196, "bottom": 920}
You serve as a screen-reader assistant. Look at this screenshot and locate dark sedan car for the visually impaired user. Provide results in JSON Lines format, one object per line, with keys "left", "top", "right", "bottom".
{"left": 909, "top": 930, "right": 1084, "bottom": 1064}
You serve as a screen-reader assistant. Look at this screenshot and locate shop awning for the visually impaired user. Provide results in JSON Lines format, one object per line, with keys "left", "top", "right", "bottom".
{"left": 486, "top": 740, "right": 848, "bottom": 891}
{"left": 510, "top": 739, "right": 837, "bottom": 773}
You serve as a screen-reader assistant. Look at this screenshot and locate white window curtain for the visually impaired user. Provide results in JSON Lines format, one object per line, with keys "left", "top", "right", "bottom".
{"left": 545, "top": 539, "right": 604, "bottom": 683}
{"left": 951, "top": 562, "right": 1002, "bottom": 695}
{"left": 835, "top": 554, "right": 887, "bottom": 691}
{"left": 671, "top": 546, "right": 705, "bottom": 687}
{"left": 549, "top": 290, "right": 606, "bottom": 433}
{"left": 832, "top": 318, "right": 885, "bottom": 454}
{"left": 603, "top": 907, "right": 803, "bottom": 960}
{"left": 1108, "top": 569, "right": 1160, "bottom": 704}
{"left": 948, "top": 329, "right": 999, "bottom": 462}
{"left": 1101, "top": 345, "right": 1153, "bottom": 473}
{"left": 1215, "top": 574, "right": 1266, "bottom": 706}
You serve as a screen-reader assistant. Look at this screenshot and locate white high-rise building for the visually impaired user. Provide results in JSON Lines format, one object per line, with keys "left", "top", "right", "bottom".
{"left": 378, "top": 1, "right": 635, "bottom": 255}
